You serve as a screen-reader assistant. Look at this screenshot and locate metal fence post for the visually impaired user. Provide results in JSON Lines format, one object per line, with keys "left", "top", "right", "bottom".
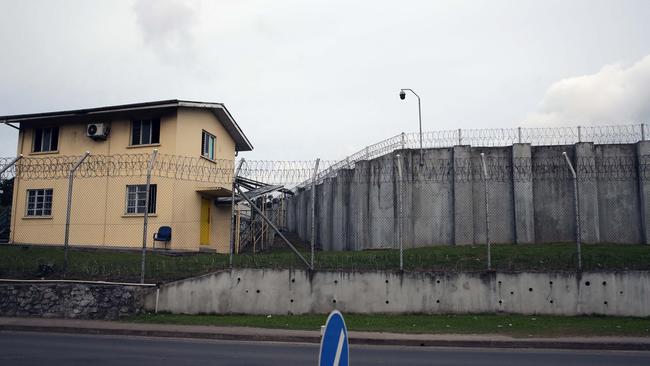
{"left": 230, "top": 159, "right": 245, "bottom": 268}
{"left": 517, "top": 127, "right": 522, "bottom": 144}
{"left": 642, "top": 123, "right": 646, "bottom": 141}
{"left": 395, "top": 154, "right": 404, "bottom": 271}
{"left": 310, "top": 158, "right": 320, "bottom": 270}
{"left": 64, "top": 151, "right": 90, "bottom": 273}
{"left": 563, "top": 152, "right": 582, "bottom": 271}
{"left": 458, "top": 129, "right": 462, "bottom": 145}
{"left": 400, "top": 132, "right": 406, "bottom": 150}
{"left": 480, "top": 153, "right": 491, "bottom": 270}
{"left": 578, "top": 125, "right": 582, "bottom": 143}
{"left": 140, "top": 149, "right": 158, "bottom": 284}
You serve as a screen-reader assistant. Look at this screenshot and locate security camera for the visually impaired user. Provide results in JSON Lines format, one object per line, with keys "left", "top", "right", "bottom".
{"left": 399, "top": 90, "right": 406, "bottom": 100}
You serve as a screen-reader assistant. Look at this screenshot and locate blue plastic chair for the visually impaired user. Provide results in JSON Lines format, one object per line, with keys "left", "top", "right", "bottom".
{"left": 153, "top": 226, "right": 172, "bottom": 248}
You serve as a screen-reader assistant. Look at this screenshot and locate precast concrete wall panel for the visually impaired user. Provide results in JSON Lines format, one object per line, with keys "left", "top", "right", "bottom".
{"left": 148, "top": 269, "right": 650, "bottom": 317}
{"left": 286, "top": 196, "right": 296, "bottom": 232}
{"left": 453, "top": 146, "right": 475, "bottom": 245}
{"left": 397, "top": 151, "right": 414, "bottom": 248}
{"left": 408, "top": 149, "right": 454, "bottom": 247}
{"left": 332, "top": 172, "right": 351, "bottom": 251}
{"left": 316, "top": 179, "right": 332, "bottom": 250}
{"left": 512, "top": 144, "right": 535, "bottom": 243}
{"left": 298, "top": 189, "right": 308, "bottom": 240}
{"left": 350, "top": 161, "right": 370, "bottom": 251}
{"left": 575, "top": 143, "right": 601, "bottom": 243}
{"left": 367, "top": 155, "right": 396, "bottom": 249}
{"left": 594, "top": 144, "right": 642, "bottom": 244}
{"left": 306, "top": 187, "right": 313, "bottom": 244}
{"left": 471, "top": 147, "right": 515, "bottom": 244}
{"left": 285, "top": 142, "right": 647, "bottom": 249}
{"left": 532, "top": 146, "right": 576, "bottom": 243}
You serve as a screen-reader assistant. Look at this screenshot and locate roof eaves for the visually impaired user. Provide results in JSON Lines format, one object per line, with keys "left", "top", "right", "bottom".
{"left": 0, "top": 99, "right": 254, "bottom": 152}
{"left": 207, "top": 106, "right": 254, "bottom": 152}
{"left": 0, "top": 100, "right": 181, "bottom": 123}
{"left": 175, "top": 101, "right": 252, "bottom": 151}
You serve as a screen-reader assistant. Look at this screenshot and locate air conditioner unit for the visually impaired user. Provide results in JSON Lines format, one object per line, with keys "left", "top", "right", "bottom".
{"left": 86, "top": 123, "right": 109, "bottom": 140}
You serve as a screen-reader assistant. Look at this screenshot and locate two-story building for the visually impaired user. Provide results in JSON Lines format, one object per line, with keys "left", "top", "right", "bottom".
{"left": 0, "top": 100, "right": 253, "bottom": 252}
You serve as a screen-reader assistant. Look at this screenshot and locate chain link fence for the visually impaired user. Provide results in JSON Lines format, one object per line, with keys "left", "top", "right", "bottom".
{"left": 1, "top": 124, "right": 649, "bottom": 282}
{"left": 289, "top": 144, "right": 650, "bottom": 271}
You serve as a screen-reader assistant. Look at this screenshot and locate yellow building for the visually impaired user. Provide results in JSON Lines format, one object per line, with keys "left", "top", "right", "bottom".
{"left": 1, "top": 100, "right": 253, "bottom": 252}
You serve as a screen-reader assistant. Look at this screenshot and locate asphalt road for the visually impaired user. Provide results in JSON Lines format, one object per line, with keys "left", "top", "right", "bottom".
{"left": 1, "top": 331, "right": 650, "bottom": 366}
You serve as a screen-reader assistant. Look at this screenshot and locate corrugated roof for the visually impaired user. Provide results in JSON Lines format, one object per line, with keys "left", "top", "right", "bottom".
{"left": 0, "top": 99, "right": 253, "bottom": 152}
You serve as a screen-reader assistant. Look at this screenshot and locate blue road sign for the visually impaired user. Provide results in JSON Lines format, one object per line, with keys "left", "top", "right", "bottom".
{"left": 319, "top": 310, "right": 349, "bottom": 366}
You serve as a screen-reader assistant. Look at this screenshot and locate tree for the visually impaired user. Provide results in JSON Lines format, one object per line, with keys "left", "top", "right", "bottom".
{"left": 0, "top": 178, "right": 14, "bottom": 206}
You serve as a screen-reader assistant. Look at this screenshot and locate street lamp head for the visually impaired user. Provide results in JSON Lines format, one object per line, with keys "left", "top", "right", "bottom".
{"left": 399, "top": 90, "right": 406, "bottom": 100}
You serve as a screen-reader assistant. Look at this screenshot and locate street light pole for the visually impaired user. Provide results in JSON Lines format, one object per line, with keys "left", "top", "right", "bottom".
{"left": 399, "top": 88, "right": 423, "bottom": 165}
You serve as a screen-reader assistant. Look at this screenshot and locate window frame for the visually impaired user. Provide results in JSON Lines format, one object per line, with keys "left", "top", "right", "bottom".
{"left": 201, "top": 130, "right": 216, "bottom": 160}
{"left": 25, "top": 188, "right": 53, "bottom": 217}
{"left": 125, "top": 184, "right": 157, "bottom": 214}
{"left": 130, "top": 118, "right": 160, "bottom": 146}
{"left": 32, "top": 127, "right": 59, "bottom": 153}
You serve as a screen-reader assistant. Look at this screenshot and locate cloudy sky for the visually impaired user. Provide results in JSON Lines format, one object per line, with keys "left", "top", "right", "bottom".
{"left": 1, "top": 0, "right": 649, "bottom": 159}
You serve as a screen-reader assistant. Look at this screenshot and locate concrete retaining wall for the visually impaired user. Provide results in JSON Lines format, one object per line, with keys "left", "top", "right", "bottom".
{"left": 287, "top": 142, "right": 649, "bottom": 250}
{"left": 146, "top": 269, "right": 650, "bottom": 317}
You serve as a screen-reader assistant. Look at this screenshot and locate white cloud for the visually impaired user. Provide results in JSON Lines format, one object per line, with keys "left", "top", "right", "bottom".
{"left": 2, "top": 1, "right": 650, "bottom": 159}
{"left": 527, "top": 55, "right": 650, "bottom": 125}
{"left": 133, "top": 0, "right": 198, "bottom": 61}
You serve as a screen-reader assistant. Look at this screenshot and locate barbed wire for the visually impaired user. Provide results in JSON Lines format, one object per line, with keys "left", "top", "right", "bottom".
{"left": 1, "top": 153, "right": 648, "bottom": 185}
{"left": 1, "top": 123, "right": 648, "bottom": 184}
{"left": 410, "top": 124, "right": 645, "bottom": 148}
{"left": 154, "top": 154, "right": 233, "bottom": 182}
{"left": 0, "top": 157, "right": 17, "bottom": 180}
{"left": 238, "top": 160, "right": 337, "bottom": 186}
{"left": 0, "top": 154, "right": 334, "bottom": 185}
{"left": 296, "top": 124, "right": 648, "bottom": 188}
{"left": 0, "top": 153, "right": 647, "bottom": 185}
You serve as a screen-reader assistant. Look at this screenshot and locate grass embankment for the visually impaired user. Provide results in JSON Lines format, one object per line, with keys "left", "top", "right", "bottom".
{"left": 1, "top": 243, "right": 649, "bottom": 283}
{"left": 126, "top": 313, "right": 650, "bottom": 338}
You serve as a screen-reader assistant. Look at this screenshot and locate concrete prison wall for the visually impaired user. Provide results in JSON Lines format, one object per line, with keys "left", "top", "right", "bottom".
{"left": 146, "top": 269, "right": 650, "bottom": 317}
{"left": 286, "top": 141, "right": 650, "bottom": 250}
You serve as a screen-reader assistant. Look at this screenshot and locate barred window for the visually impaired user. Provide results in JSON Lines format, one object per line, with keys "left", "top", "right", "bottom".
{"left": 33, "top": 127, "right": 59, "bottom": 152}
{"left": 131, "top": 119, "right": 160, "bottom": 145}
{"left": 26, "top": 189, "right": 53, "bottom": 217}
{"left": 201, "top": 130, "right": 216, "bottom": 160}
{"left": 125, "top": 184, "right": 157, "bottom": 214}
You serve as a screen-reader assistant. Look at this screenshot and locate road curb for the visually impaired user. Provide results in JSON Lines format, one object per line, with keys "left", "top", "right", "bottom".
{"left": 352, "top": 337, "right": 650, "bottom": 351}
{"left": 0, "top": 324, "right": 321, "bottom": 344}
{"left": 2, "top": 324, "right": 650, "bottom": 351}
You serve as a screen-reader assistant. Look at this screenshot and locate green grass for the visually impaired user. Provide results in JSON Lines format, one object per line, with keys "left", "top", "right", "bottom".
{"left": 125, "top": 313, "right": 650, "bottom": 337}
{"left": 1, "top": 242, "right": 649, "bottom": 283}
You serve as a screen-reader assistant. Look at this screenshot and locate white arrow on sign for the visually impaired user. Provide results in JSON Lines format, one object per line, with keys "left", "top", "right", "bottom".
{"left": 333, "top": 329, "right": 345, "bottom": 366}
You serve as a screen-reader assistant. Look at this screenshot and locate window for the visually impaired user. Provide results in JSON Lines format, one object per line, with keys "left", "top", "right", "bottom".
{"left": 125, "top": 184, "right": 157, "bottom": 214}
{"left": 201, "top": 131, "right": 216, "bottom": 160}
{"left": 131, "top": 119, "right": 160, "bottom": 145}
{"left": 32, "top": 127, "right": 59, "bottom": 152}
{"left": 26, "top": 189, "right": 53, "bottom": 217}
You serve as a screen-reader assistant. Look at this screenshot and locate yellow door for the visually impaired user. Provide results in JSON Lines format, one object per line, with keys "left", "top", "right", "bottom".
{"left": 200, "top": 198, "right": 210, "bottom": 245}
